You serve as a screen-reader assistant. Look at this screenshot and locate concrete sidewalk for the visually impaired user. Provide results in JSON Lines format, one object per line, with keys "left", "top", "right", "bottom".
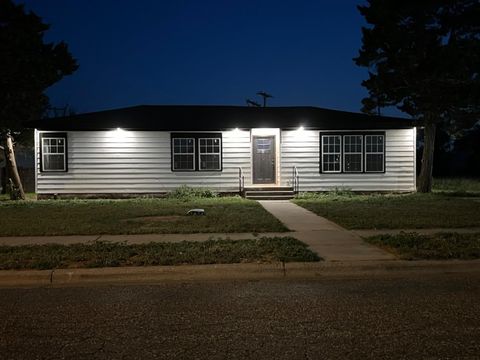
{"left": 259, "top": 200, "right": 395, "bottom": 261}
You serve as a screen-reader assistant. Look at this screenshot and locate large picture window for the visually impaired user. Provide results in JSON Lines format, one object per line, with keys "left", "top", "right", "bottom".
{"left": 171, "top": 133, "right": 222, "bottom": 171}
{"left": 41, "top": 134, "right": 67, "bottom": 172}
{"left": 320, "top": 132, "right": 385, "bottom": 174}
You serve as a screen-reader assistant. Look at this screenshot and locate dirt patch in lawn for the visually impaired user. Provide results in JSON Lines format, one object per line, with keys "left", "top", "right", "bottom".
{"left": 124, "top": 215, "right": 185, "bottom": 223}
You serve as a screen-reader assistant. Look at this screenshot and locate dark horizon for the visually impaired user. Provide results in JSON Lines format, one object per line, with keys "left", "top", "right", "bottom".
{"left": 19, "top": 0, "right": 404, "bottom": 117}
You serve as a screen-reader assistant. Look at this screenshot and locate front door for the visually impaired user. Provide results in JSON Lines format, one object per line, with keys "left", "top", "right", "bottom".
{"left": 252, "top": 135, "right": 276, "bottom": 184}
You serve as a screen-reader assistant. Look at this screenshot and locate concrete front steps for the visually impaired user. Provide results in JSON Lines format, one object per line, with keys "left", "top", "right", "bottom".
{"left": 244, "top": 187, "right": 295, "bottom": 200}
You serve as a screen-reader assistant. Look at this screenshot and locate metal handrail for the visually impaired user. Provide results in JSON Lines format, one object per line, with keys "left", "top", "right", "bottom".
{"left": 238, "top": 167, "right": 245, "bottom": 196}
{"left": 292, "top": 166, "right": 299, "bottom": 195}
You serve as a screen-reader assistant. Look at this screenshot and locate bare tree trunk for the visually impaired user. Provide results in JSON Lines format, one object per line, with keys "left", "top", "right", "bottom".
{"left": 4, "top": 133, "right": 25, "bottom": 200}
{"left": 0, "top": 145, "right": 6, "bottom": 194}
{"left": 417, "top": 121, "right": 437, "bottom": 193}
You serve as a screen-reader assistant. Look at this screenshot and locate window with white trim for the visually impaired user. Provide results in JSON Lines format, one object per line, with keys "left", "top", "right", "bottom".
{"left": 171, "top": 133, "right": 223, "bottom": 171}
{"left": 343, "top": 135, "right": 363, "bottom": 172}
{"left": 365, "top": 135, "right": 384, "bottom": 172}
{"left": 172, "top": 138, "right": 195, "bottom": 170}
{"left": 41, "top": 136, "right": 67, "bottom": 171}
{"left": 199, "top": 138, "right": 221, "bottom": 170}
{"left": 321, "top": 135, "right": 341, "bottom": 173}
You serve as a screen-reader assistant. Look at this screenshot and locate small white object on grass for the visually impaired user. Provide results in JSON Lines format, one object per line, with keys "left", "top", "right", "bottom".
{"left": 187, "top": 208, "right": 205, "bottom": 216}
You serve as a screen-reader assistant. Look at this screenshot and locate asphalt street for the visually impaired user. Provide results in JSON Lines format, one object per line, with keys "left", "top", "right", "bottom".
{"left": 1, "top": 271, "right": 479, "bottom": 359}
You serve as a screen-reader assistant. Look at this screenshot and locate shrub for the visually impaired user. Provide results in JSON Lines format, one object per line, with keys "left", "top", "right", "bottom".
{"left": 167, "top": 185, "right": 218, "bottom": 199}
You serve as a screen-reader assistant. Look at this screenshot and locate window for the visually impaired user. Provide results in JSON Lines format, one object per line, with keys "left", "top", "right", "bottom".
{"left": 256, "top": 138, "right": 272, "bottom": 153}
{"left": 41, "top": 135, "right": 67, "bottom": 172}
{"left": 365, "top": 135, "right": 385, "bottom": 172}
{"left": 320, "top": 132, "right": 385, "bottom": 174}
{"left": 321, "top": 135, "right": 341, "bottom": 173}
{"left": 199, "top": 138, "right": 221, "bottom": 170}
{"left": 343, "top": 135, "right": 363, "bottom": 172}
{"left": 171, "top": 133, "right": 222, "bottom": 171}
{"left": 172, "top": 138, "right": 195, "bottom": 170}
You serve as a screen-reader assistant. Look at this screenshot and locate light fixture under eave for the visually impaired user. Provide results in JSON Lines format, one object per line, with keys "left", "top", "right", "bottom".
{"left": 298, "top": 126, "right": 305, "bottom": 131}
{"left": 108, "top": 126, "right": 131, "bottom": 140}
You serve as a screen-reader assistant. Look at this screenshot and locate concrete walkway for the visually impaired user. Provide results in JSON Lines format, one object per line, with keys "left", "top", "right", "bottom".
{"left": 259, "top": 200, "right": 395, "bottom": 261}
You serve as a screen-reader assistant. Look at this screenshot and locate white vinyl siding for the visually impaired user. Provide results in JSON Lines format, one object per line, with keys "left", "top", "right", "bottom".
{"left": 35, "top": 130, "right": 251, "bottom": 194}
{"left": 281, "top": 128, "right": 416, "bottom": 192}
{"left": 35, "top": 127, "right": 415, "bottom": 194}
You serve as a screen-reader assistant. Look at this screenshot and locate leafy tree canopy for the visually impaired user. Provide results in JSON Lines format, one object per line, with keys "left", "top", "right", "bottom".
{"left": 354, "top": 0, "right": 480, "bottom": 133}
{"left": 0, "top": 0, "right": 78, "bottom": 134}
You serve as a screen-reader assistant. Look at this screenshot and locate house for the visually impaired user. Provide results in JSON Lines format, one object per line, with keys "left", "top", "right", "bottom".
{"left": 28, "top": 105, "right": 417, "bottom": 199}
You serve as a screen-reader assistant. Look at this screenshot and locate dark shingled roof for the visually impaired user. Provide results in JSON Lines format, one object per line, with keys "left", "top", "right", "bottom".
{"left": 28, "top": 105, "right": 416, "bottom": 131}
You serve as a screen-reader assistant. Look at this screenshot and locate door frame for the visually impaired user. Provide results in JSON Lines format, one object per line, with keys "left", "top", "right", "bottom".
{"left": 250, "top": 128, "right": 280, "bottom": 186}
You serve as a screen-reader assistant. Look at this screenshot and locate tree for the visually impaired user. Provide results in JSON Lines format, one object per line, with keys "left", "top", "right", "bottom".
{"left": 354, "top": 0, "right": 480, "bottom": 192}
{"left": 0, "top": 0, "right": 78, "bottom": 199}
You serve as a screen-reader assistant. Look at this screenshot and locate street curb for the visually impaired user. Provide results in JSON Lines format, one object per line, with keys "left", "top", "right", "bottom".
{"left": 1, "top": 259, "right": 480, "bottom": 287}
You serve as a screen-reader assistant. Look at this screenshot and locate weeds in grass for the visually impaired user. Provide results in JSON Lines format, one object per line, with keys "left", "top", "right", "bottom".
{"left": 294, "top": 192, "right": 480, "bottom": 229}
{"left": 0, "top": 237, "right": 321, "bottom": 270}
{"left": 0, "top": 197, "right": 287, "bottom": 235}
{"left": 167, "top": 185, "right": 218, "bottom": 199}
{"left": 366, "top": 232, "right": 480, "bottom": 260}
{"left": 433, "top": 178, "right": 480, "bottom": 193}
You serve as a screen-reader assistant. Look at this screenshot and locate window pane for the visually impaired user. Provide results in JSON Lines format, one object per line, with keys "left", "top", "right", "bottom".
{"left": 200, "top": 154, "right": 220, "bottom": 170}
{"left": 173, "top": 138, "right": 194, "bottom": 155}
{"left": 200, "top": 138, "right": 221, "bottom": 154}
{"left": 173, "top": 154, "right": 194, "bottom": 170}
{"left": 44, "top": 154, "right": 65, "bottom": 171}
{"left": 345, "top": 154, "right": 362, "bottom": 172}
{"left": 366, "top": 154, "right": 384, "bottom": 172}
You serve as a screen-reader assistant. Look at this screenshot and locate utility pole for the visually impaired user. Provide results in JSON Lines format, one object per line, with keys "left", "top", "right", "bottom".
{"left": 256, "top": 91, "right": 273, "bottom": 107}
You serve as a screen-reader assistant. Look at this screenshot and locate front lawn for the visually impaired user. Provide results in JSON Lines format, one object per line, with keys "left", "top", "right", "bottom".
{"left": 365, "top": 232, "right": 480, "bottom": 260}
{"left": 0, "top": 237, "right": 320, "bottom": 270}
{"left": 433, "top": 177, "right": 480, "bottom": 194}
{"left": 0, "top": 197, "right": 288, "bottom": 236}
{"left": 294, "top": 193, "right": 480, "bottom": 229}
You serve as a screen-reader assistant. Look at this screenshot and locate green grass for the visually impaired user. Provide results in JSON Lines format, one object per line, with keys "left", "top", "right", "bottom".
{"left": 0, "top": 193, "right": 37, "bottom": 201}
{"left": 433, "top": 177, "right": 480, "bottom": 196}
{"left": 294, "top": 192, "right": 480, "bottom": 229}
{"left": 0, "top": 237, "right": 321, "bottom": 270}
{"left": 0, "top": 197, "right": 288, "bottom": 236}
{"left": 365, "top": 232, "right": 480, "bottom": 260}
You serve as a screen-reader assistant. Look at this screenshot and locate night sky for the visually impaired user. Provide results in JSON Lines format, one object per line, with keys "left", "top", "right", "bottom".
{"left": 20, "top": 0, "right": 393, "bottom": 115}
